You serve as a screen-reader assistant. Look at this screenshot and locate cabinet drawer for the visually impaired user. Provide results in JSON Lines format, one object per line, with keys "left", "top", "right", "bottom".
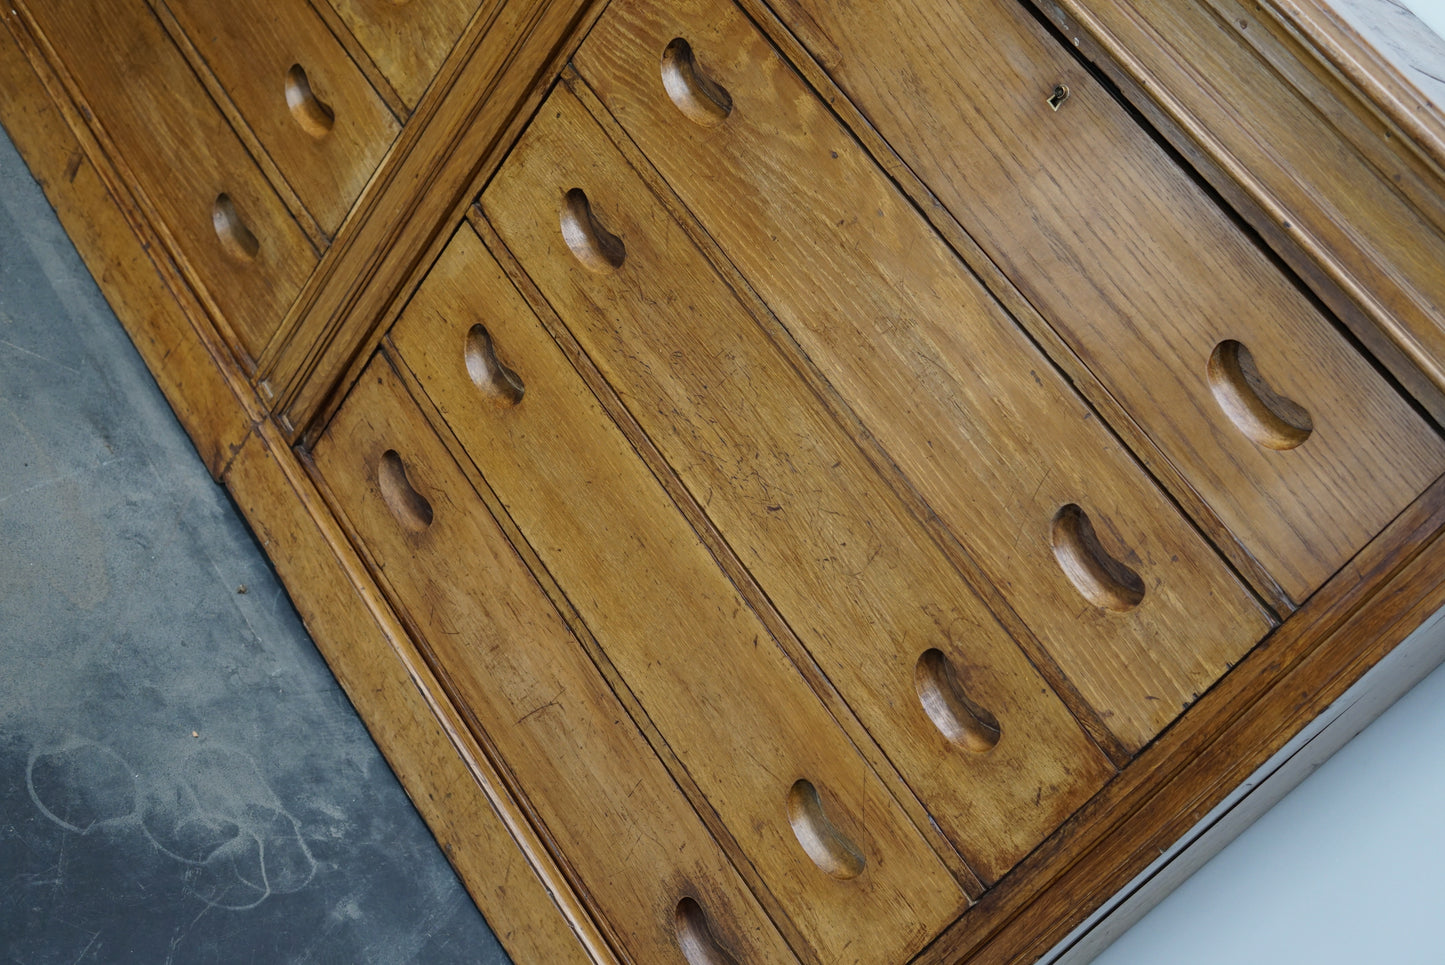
{"left": 740, "top": 0, "right": 1445, "bottom": 603}
{"left": 480, "top": 83, "right": 1119, "bottom": 887}
{"left": 164, "top": 0, "right": 401, "bottom": 236}
{"left": 312, "top": 357, "right": 799, "bottom": 965}
{"left": 22, "top": 0, "right": 317, "bottom": 361}
{"left": 391, "top": 224, "right": 967, "bottom": 964}
{"left": 324, "top": 0, "right": 481, "bottom": 109}
{"left": 569, "top": 0, "right": 1271, "bottom": 754}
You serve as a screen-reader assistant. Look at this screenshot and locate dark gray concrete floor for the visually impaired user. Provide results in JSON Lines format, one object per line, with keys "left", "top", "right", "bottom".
{"left": 0, "top": 125, "right": 510, "bottom": 964}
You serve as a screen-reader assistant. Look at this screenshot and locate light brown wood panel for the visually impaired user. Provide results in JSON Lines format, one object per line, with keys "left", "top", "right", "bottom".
{"left": 482, "top": 86, "right": 1119, "bottom": 883}
{"left": 17, "top": 0, "right": 317, "bottom": 362}
{"left": 325, "top": 0, "right": 482, "bottom": 109}
{"left": 313, "top": 358, "right": 800, "bottom": 965}
{"left": 163, "top": 0, "right": 401, "bottom": 236}
{"left": 745, "top": 0, "right": 1445, "bottom": 604}
{"left": 390, "top": 226, "right": 969, "bottom": 964}
{"left": 575, "top": 0, "right": 1274, "bottom": 753}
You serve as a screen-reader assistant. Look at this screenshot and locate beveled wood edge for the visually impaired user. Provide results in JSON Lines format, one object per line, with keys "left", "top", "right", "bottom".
{"left": 1035, "top": 0, "right": 1445, "bottom": 426}
{"left": 733, "top": 0, "right": 1296, "bottom": 616}
{"left": 0, "top": 29, "right": 613, "bottom": 964}
{"left": 912, "top": 469, "right": 1445, "bottom": 964}
{"left": 1264, "top": 0, "right": 1445, "bottom": 173}
{"left": 258, "top": 0, "right": 611, "bottom": 442}
{"left": 303, "top": 0, "right": 408, "bottom": 119}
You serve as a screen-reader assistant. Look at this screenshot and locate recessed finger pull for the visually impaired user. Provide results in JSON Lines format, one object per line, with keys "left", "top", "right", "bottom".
{"left": 786, "top": 779, "right": 865, "bottom": 880}
{"left": 379, "top": 449, "right": 434, "bottom": 533}
{"left": 285, "top": 64, "right": 336, "bottom": 139}
{"left": 1208, "top": 339, "right": 1313, "bottom": 451}
{"left": 212, "top": 194, "right": 259, "bottom": 263}
{"left": 674, "top": 897, "right": 739, "bottom": 965}
{"left": 915, "top": 649, "right": 1001, "bottom": 752}
{"left": 560, "top": 188, "right": 626, "bottom": 273}
{"left": 1051, "top": 504, "right": 1145, "bottom": 611}
{"left": 464, "top": 324, "right": 525, "bottom": 407}
{"left": 661, "top": 38, "right": 733, "bottom": 126}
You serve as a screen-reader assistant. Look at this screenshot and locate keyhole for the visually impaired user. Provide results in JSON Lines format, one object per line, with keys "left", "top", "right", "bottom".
{"left": 1047, "top": 84, "right": 1070, "bottom": 111}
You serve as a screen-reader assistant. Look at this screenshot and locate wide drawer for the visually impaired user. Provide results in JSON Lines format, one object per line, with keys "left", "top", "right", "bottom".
{"left": 323, "top": 0, "right": 482, "bottom": 110}
{"left": 312, "top": 356, "right": 800, "bottom": 965}
{"left": 163, "top": 0, "right": 401, "bottom": 236}
{"left": 390, "top": 224, "right": 967, "bottom": 964}
{"left": 478, "top": 80, "right": 1122, "bottom": 890}
{"left": 742, "top": 0, "right": 1445, "bottom": 604}
{"left": 564, "top": 0, "right": 1271, "bottom": 755}
{"left": 21, "top": 0, "right": 317, "bottom": 362}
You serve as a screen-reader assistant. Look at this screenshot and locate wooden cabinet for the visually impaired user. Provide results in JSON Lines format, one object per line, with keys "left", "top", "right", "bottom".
{"left": 4, "top": 0, "right": 1444, "bottom": 961}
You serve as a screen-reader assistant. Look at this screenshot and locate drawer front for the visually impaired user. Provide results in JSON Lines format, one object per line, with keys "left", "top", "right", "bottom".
{"left": 391, "top": 225, "right": 966, "bottom": 964}
{"left": 727, "top": 0, "right": 1445, "bottom": 603}
{"left": 165, "top": 0, "right": 401, "bottom": 236}
{"left": 324, "top": 0, "right": 481, "bottom": 109}
{"left": 313, "top": 358, "right": 800, "bottom": 965}
{"left": 480, "top": 85, "right": 1118, "bottom": 886}
{"left": 23, "top": 0, "right": 317, "bottom": 361}
{"left": 570, "top": 0, "right": 1271, "bottom": 753}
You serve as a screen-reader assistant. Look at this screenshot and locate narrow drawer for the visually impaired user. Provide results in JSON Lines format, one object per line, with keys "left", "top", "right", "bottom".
{"left": 164, "top": 0, "right": 401, "bottom": 236}
{"left": 23, "top": 0, "right": 317, "bottom": 361}
{"left": 705, "top": 0, "right": 1445, "bottom": 603}
{"left": 570, "top": 0, "right": 1271, "bottom": 753}
{"left": 479, "top": 84, "right": 1118, "bottom": 887}
{"left": 391, "top": 225, "right": 967, "bottom": 964}
{"left": 323, "top": 0, "right": 481, "bottom": 109}
{"left": 312, "top": 356, "right": 800, "bottom": 965}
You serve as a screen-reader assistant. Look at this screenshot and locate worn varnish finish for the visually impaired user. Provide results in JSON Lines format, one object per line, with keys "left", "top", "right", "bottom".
{"left": 160, "top": 0, "right": 402, "bottom": 236}
{"left": 390, "top": 226, "right": 966, "bottom": 964}
{"left": 762, "top": 0, "right": 1445, "bottom": 604}
{"left": 5, "top": 0, "right": 1445, "bottom": 960}
{"left": 482, "top": 85, "right": 1118, "bottom": 883}
{"left": 314, "top": 360, "right": 800, "bottom": 965}
{"left": 575, "top": 0, "right": 1273, "bottom": 753}
{"left": 14, "top": 0, "right": 317, "bottom": 362}
{"left": 323, "top": 0, "right": 482, "bottom": 110}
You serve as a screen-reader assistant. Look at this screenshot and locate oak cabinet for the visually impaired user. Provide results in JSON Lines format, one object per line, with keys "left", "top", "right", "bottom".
{"left": 3, "top": 0, "right": 1443, "bottom": 961}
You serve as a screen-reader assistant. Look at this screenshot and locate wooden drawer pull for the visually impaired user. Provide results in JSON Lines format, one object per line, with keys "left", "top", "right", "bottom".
{"left": 786, "top": 779, "right": 865, "bottom": 880}
{"left": 661, "top": 38, "right": 733, "bottom": 126}
{"left": 1207, "top": 339, "right": 1313, "bottom": 450}
{"left": 560, "top": 188, "right": 626, "bottom": 272}
{"left": 379, "top": 449, "right": 434, "bottom": 532}
{"left": 464, "top": 325, "right": 525, "bottom": 406}
{"left": 212, "top": 194, "right": 259, "bottom": 263}
{"left": 915, "top": 649, "right": 1001, "bottom": 752}
{"left": 1051, "top": 504, "right": 1144, "bottom": 611}
{"left": 675, "top": 897, "right": 739, "bottom": 965}
{"left": 285, "top": 64, "right": 335, "bottom": 139}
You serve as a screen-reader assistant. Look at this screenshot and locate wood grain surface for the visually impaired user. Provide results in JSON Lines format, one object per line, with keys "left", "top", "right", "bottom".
{"left": 757, "top": 0, "right": 1445, "bottom": 604}
{"left": 575, "top": 0, "right": 1274, "bottom": 754}
{"left": 482, "top": 85, "right": 1120, "bottom": 884}
{"left": 16, "top": 0, "right": 318, "bottom": 362}
{"left": 391, "top": 225, "right": 967, "bottom": 965}
{"left": 161, "top": 0, "right": 401, "bottom": 236}
{"left": 323, "top": 0, "right": 482, "bottom": 109}
{"left": 314, "top": 358, "right": 801, "bottom": 965}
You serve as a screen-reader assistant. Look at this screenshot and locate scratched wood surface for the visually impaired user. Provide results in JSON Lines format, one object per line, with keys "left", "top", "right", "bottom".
{"left": 757, "top": 0, "right": 1445, "bottom": 604}
{"left": 575, "top": 0, "right": 1275, "bottom": 754}
{"left": 390, "top": 224, "right": 968, "bottom": 964}
{"left": 481, "top": 85, "right": 1119, "bottom": 885}
{"left": 313, "top": 358, "right": 801, "bottom": 965}
{"left": 15, "top": 0, "right": 318, "bottom": 363}
{"left": 323, "top": 0, "right": 482, "bottom": 109}
{"left": 160, "top": 0, "right": 401, "bottom": 237}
